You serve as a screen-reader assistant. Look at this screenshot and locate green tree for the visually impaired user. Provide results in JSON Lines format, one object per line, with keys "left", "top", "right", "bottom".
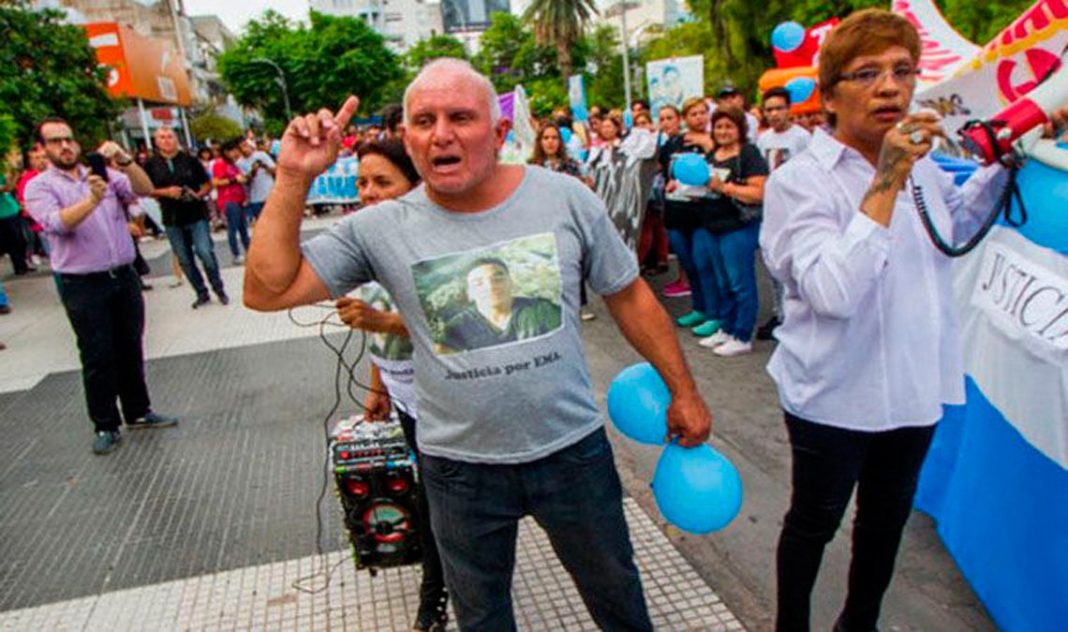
{"left": 0, "top": 2, "right": 121, "bottom": 149}
{"left": 582, "top": 23, "right": 626, "bottom": 108}
{"left": 405, "top": 34, "right": 468, "bottom": 69}
{"left": 475, "top": 13, "right": 535, "bottom": 92}
{"left": 189, "top": 112, "right": 243, "bottom": 144}
{"left": 523, "top": 0, "right": 599, "bottom": 82}
{"left": 218, "top": 10, "right": 402, "bottom": 134}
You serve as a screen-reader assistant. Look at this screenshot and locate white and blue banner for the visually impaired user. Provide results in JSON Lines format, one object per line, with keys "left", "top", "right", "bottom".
{"left": 307, "top": 157, "right": 359, "bottom": 205}
{"left": 916, "top": 141, "right": 1068, "bottom": 632}
{"left": 568, "top": 74, "right": 589, "bottom": 123}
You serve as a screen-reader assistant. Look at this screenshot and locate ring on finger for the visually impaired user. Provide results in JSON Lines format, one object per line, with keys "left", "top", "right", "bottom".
{"left": 909, "top": 130, "right": 926, "bottom": 144}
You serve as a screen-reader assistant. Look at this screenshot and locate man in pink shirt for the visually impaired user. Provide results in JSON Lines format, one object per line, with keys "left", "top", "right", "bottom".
{"left": 24, "top": 117, "right": 179, "bottom": 455}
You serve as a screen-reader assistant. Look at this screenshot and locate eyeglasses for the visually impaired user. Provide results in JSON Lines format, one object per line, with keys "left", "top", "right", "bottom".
{"left": 838, "top": 65, "right": 919, "bottom": 88}
{"left": 43, "top": 136, "right": 76, "bottom": 146}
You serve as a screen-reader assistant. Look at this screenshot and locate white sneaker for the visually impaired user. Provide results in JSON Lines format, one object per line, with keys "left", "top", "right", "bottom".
{"left": 233, "top": 255, "right": 245, "bottom": 265}
{"left": 698, "top": 330, "right": 731, "bottom": 348}
{"left": 713, "top": 337, "right": 753, "bottom": 356}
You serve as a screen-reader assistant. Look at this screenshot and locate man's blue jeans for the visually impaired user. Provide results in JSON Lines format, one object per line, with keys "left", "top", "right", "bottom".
{"left": 165, "top": 219, "right": 225, "bottom": 299}
{"left": 0, "top": 280, "right": 8, "bottom": 308}
{"left": 246, "top": 201, "right": 265, "bottom": 222}
{"left": 420, "top": 428, "right": 653, "bottom": 631}
{"left": 224, "top": 201, "right": 250, "bottom": 258}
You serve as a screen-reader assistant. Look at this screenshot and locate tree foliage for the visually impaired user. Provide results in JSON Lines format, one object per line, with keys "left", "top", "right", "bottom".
{"left": 406, "top": 34, "right": 469, "bottom": 69}
{"left": 218, "top": 10, "right": 402, "bottom": 134}
{"left": 189, "top": 112, "right": 243, "bottom": 145}
{"left": 523, "top": 0, "right": 600, "bottom": 80}
{"left": 0, "top": 2, "right": 121, "bottom": 150}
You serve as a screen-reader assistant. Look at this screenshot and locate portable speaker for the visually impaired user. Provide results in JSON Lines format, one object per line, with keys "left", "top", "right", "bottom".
{"left": 330, "top": 415, "right": 424, "bottom": 572}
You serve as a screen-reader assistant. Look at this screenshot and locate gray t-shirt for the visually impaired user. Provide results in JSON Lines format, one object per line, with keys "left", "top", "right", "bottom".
{"left": 301, "top": 166, "right": 632, "bottom": 463}
{"left": 236, "top": 151, "right": 276, "bottom": 203}
{"left": 302, "top": 166, "right": 639, "bottom": 463}
{"left": 756, "top": 125, "right": 811, "bottom": 172}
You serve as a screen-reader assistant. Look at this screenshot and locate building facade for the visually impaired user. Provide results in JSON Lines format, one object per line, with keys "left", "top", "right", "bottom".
{"left": 311, "top": 0, "right": 444, "bottom": 52}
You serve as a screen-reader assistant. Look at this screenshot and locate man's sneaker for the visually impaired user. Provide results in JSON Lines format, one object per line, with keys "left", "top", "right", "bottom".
{"left": 192, "top": 295, "right": 211, "bottom": 309}
{"left": 233, "top": 255, "right": 244, "bottom": 265}
{"left": 698, "top": 329, "right": 732, "bottom": 348}
{"left": 92, "top": 430, "right": 122, "bottom": 455}
{"left": 0, "top": 305, "right": 11, "bottom": 315}
{"left": 580, "top": 309, "right": 596, "bottom": 321}
{"left": 127, "top": 412, "right": 179, "bottom": 430}
{"left": 217, "top": 291, "right": 230, "bottom": 306}
{"left": 691, "top": 319, "right": 721, "bottom": 337}
{"left": 662, "top": 280, "right": 692, "bottom": 298}
{"left": 713, "top": 337, "right": 753, "bottom": 356}
{"left": 675, "top": 310, "right": 706, "bottom": 328}
{"left": 756, "top": 316, "right": 781, "bottom": 341}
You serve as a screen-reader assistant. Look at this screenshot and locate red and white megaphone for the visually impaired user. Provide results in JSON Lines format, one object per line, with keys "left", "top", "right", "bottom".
{"left": 959, "top": 61, "right": 1067, "bottom": 165}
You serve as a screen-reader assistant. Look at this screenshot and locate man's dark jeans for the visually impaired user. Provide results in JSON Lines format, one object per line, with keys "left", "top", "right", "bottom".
{"left": 57, "top": 264, "right": 151, "bottom": 432}
{"left": 165, "top": 219, "right": 224, "bottom": 299}
{"left": 776, "top": 412, "right": 936, "bottom": 632}
{"left": 420, "top": 427, "right": 653, "bottom": 632}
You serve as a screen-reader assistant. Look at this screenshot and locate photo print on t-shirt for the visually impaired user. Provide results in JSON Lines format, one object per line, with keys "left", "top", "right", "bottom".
{"left": 411, "top": 233, "right": 564, "bottom": 356}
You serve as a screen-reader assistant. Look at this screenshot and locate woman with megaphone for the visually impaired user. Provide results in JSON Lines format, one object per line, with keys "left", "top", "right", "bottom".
{"left": 760, "top": 9, "right": 1067, "bottom": 632}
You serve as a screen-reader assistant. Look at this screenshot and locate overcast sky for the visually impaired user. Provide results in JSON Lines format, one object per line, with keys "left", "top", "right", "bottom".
{"left": 181, "top": 0, "right": 310, "bottom": 34}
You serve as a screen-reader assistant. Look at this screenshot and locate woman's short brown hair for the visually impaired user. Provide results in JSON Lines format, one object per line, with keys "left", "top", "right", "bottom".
{"left": 681, "top": 97, "right": 707, "bottom": 117}
{"left": 710, "top": 107, "right": 749, "bottom": 148}
{"left": 818, "top": 9, "right": 921, "bottom": 99}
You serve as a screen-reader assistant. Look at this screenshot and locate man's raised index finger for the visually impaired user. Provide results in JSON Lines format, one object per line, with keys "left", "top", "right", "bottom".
{"left": 335, "top": 96, "right": 360, "bottom": 129}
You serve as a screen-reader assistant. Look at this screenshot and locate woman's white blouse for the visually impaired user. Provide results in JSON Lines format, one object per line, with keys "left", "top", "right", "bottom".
{"left": 760, "top": 129, "right": 1008, "bottom": 431}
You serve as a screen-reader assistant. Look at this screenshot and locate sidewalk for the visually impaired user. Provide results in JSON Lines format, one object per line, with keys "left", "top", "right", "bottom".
{"left": 0, "top": 221, "right": 745, "bottom": 631}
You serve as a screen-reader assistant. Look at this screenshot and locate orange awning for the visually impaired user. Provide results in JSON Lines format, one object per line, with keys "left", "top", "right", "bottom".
{"left": 85, "top": 22, "right": 193, "bottom": 107}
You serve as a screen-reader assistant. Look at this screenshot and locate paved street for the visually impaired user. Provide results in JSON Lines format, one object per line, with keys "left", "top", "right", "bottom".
{"left": 0, "top": 216, "right": 994, "bottom": 631}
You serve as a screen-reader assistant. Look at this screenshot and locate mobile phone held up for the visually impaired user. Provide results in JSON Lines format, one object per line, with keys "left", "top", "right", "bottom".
{"left": 86, "top": 152, "right": 109, "bottom": 182}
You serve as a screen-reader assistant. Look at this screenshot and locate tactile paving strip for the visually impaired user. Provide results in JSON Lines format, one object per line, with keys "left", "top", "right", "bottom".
{"left": 0, "top": 499, "right": 744, "bottom": 632}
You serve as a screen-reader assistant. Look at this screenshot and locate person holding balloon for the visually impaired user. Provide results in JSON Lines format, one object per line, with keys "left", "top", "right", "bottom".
{"left": 758, "top": 9, "right": 1068, "bottom": 632}
{"left": 693, "top": 107, "right": 769, "bottom": 356}
{"left": 660, "top": 97, "right": 723, "bottom": 338}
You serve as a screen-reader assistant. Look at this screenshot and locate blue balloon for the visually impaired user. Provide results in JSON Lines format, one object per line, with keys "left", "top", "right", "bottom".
{"left": 607, "top": 362, "right": 670, "bottom": 445}
{"left": 784, "top": 77, "right": 816, "bottom": 105}
{"left": 672, "top": 153, "right": 710, "bottom": 186}
{"left": 652, "top": 443, "right": 743, "bottom": 534}
{"left": 560, "top": 127, "right": 573, "bottom": 144}
{"left": 771, "top": 22, "right": 806, "bottom": 53}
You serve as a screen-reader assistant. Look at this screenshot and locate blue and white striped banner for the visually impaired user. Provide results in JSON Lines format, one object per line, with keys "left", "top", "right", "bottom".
{"left": 917, "top": 141, "right": 1068, "bottom": 632}
{"left": 307, "top": 157, "right": 359, "bottom": 205}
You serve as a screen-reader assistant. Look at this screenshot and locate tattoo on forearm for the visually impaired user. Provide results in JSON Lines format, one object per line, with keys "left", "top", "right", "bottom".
{"left": 862, "top": 143, "right": 908, "bottom": 206}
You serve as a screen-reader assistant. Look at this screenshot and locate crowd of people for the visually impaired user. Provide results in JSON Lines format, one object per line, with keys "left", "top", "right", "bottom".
{"left": 7, "top": 7, "right": 1068, "bottom": 632}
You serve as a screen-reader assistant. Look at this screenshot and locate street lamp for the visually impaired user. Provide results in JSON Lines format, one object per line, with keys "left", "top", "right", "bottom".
{"left": 608, "top": 1, "right": 641, "bottom": 111}
{"left": 251, "top": 57, "right": 292, "bottom": 121}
